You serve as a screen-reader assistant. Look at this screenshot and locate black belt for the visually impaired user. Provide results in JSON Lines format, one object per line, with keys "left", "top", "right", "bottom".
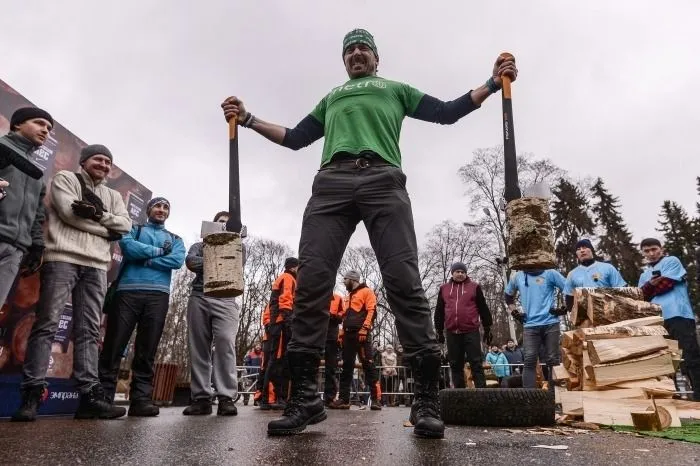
{"left": 322, "top": 152, "right": 394, "bottom": 169}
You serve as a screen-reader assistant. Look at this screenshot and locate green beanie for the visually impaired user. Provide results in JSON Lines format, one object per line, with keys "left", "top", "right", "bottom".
{"left": 342, "top": 29, "right": 378, "bottom": 59}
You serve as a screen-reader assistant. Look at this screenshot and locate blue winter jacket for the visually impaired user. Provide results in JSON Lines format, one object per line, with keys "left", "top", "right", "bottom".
{"left": 117, "top": 222, "right": 186, "bottom": 294}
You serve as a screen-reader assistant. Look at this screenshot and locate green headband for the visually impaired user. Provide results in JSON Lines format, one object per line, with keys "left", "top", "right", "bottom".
{"left": 342, "top": 29, "right": 378, "bottom": 59}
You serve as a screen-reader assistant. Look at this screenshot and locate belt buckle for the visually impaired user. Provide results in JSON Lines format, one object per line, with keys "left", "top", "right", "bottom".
{"left": 355, "top": 158, "right": 370, "bottom": 169}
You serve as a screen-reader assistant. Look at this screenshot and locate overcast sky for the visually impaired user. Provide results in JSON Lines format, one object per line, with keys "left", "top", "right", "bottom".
{"left": 3, "top": 1, "right": 699, "bottom": 252}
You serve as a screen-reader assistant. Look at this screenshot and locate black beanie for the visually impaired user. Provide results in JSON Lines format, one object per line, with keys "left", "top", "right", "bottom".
{"left": 10, "top": 107, "right": 54, "bottom": 130}
{"left": 80, "top": 144, "right": 113, "bottom": 164}
{"left": 640, "top": 238, "right": 662, "bottom": 248}
{"left": 575, "top": 239, "right": 595, "bottom": 254}
{"left": 284, "top": 257, "right": 299, "bottom": 270}
{"left": 451, "top": 262, "right": 467, "bottom": 274}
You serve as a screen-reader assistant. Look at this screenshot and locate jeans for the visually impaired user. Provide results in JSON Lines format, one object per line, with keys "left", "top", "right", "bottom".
{"left": 0, "top": 242, "right": 23, "bottom": 307}
{"left": 286, "top": 160, "right": 440, "bottom": 366}
{"left": 21, "top": 261, "right": 106, "bottom": 393}
{"left": 98, "top": 290, "right": 170, "bottom": 402}
{"left": 445, "top": 330, "right": 485, "bottom": 388}
{"left": 522, "top": 323, "right": 560, "bottom": 389}
{"left": 665, "top": 317, "right": 700, "bottom": 399}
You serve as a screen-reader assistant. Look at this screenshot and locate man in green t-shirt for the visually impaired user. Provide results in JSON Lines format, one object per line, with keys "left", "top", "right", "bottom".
{"left": 221, "top": 28, "right": 517, "bottom": 439}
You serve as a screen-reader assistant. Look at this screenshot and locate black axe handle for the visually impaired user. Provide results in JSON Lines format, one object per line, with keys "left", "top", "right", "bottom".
{"left": 226, "top": 116, "right": 243, "bottom": 233}
{"left": 500, "top": 52, "right": 521, "bottom": 203}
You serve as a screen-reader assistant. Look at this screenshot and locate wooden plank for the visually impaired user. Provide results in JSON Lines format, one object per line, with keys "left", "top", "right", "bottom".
{"left": 669, "top": 400, "right": 700, "bottom": 420}
{"left": 598, "top": 316, "right": 664, "bottom": 329}
{"left": 587, "top": 335, "right": 669, "bottom": 365}
{"left": 582, "top": 398, "right": 681, "bottom": 427}
{"left": 560, "top": 388, "right": 646, "bottom": 414}
{"left": 591, "top": 351, "right": 675, "bottom": 386}
{"left": 666, "top": 339, "right": 679, "bottom": 353}
{"left": 574, "top": 325, "right": 668, "bottom": 344}
{"left": 552, "top": 364, "right": 570, "bottom": 381}
{"left": 610, "top": 377, "right": 676, "bottom": 391}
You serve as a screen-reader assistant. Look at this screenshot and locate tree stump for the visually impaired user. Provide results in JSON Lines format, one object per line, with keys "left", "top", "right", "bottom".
{"left": 505, "top": 197, "right": 556, "bottom": 270}
{"left": 203, "top": 232, "right": 244, "bottom": 298}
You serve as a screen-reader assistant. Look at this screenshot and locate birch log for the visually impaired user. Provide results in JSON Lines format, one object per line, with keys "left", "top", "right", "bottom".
{"left": 203, "top": 232, "right": 244, "bottom": 298}
{"left": 505, "top": 197, "right": 557, "bottom": 270}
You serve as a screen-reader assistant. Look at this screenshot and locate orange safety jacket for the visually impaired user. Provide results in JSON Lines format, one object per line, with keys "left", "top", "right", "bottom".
{"left": 261, "top": 305, "right": 271, "bottom": 342}
{"left": 269, "top": 271, "right": 296, "bottom": 325}
{"left": 342, "top": 284, "right": 377, "bottom": 331}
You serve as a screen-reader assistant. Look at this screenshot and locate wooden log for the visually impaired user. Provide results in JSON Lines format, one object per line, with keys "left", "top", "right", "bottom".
{"left": 562, "top": 331, "right": 576, "bottom": 349}
{"left": 574, "top": 325, "right": 668, "bottom": 344}
{"left": 560, "top": 388, "right": 646, "bottom": 415}
{"left": 552, "top": 364, "right": 570, "bottom": 381}
{"left": 631, "top": 411, "right": 663, "bottom": 431}
{"left": 609, "top": 376, "right": 676, "bottom": 392}
{"left": 572, "top": 288, "right": 661, "bottom": 326}
{"left": 505, "top": 197, "right": 557, "bottom": 270}
{"left": 203, "top": 232, "right": 244, "bottom": 298}
{"left": 587, "top": 335, "right": 669, "bottom": 365}
{"left": 582, "top": 398, "right": 681, "bottom": 427}
{"left": 589, "top": 351, "right": 675, "bottom": 386}
{"left": 597, "top": 316, "right": 664, "bottom": 329}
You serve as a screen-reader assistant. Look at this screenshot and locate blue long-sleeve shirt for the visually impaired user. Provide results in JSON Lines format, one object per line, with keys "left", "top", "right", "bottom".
{"left": 117, "top": 222, "right": 185, "bottom": 294}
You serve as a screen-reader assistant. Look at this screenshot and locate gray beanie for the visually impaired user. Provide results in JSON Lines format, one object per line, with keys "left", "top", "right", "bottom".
{"left": 80, "top": 144, "right": 113, "bottom": 164}
{"left": 344, "top": 270, "right": 361, "bottom": 282}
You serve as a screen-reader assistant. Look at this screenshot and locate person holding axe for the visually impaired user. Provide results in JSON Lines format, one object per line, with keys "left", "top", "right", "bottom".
{"left": 221, "top": 28, "right": 517, "bottom": 438}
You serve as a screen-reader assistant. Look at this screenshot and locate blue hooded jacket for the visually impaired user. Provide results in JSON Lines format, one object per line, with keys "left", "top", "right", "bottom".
{"left": 117, "top": 222, "right": 186, "bottom": 294}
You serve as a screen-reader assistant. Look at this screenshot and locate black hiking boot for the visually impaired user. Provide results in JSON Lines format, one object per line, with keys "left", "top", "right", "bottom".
{"left": 270, "top": 399, "right": 287, "bottom": 411}
{"left": 217, "top": 397, "right": 238, "bottom": 416}
{"left": 74, "top": 385, "right": 126, "bottom": 419}
{"left": 409, "top": 353, "right": 445, "bottom": 439}
{"left": 328, "top": 398, "right": 350, "bottom": 410}
{"left": 183, "top": 398, "right": 213, "bottom": 416}
{"left": 267, "top": 352, "right": 327, "bottom": 436}
{"left": 370, "top": 398, "right": 382, "bottom": 411}
{"left": 128, "top": 400, "right": 160, "bottom": 417}
{"left": 11, "top": 386, "right": 45, "bottom": 422}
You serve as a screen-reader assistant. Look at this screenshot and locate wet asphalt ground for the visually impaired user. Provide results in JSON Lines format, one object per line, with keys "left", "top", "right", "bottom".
{"left": 0, "top": 405, "right": 698, "bottom": 465}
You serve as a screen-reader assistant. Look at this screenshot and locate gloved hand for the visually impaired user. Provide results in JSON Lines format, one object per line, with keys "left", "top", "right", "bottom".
{"left": 483, "top": 327, "right": 493, "bottom": 346}
{"left": 0, "top": 178, "right": 7, "bottom": 201}
{"left": 358, "top": 327, "right": 369, "bottom": 343}
{"left": 436, "top": 330, "right": 445, "bottom": 344}
{"left": 21, "top": 245, "right": 44, "bottom": 277}
{"left": 549, "top": 307, "right": 568, "bottom": 317}
{"left": 337, "top": 329, "right": 344, "bottom": 348}
{"left": 0, "top": 145, "right": 43, "bottom": 179}
{"left": 162, "top": 240, "right": 173, "bottom": 255}
{"left": 72, "top": 200, "right": 103, "bottom": 221}
{"left": 82, "top": 190, "right": 106, "bottom": 214}
{"left": 511, "top": 308, "right": 525, "bottom": 324}
{"left": 106, "top": 229, "right": 123, "bottom": 242}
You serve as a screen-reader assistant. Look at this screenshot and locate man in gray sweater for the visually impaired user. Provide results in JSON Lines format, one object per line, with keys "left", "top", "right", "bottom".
{"left": 0, "top": 107, "right": 52, "bottom": 307}
{"left": 12, "top": 144, "right": 132, "bottom": 422}
{"left": 182, "top": 211, "right": 241, "bottom": 416}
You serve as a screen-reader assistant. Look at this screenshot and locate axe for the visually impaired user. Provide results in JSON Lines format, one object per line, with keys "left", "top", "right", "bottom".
{"left": 226, "top": 116, "right": 243, "bottom": 233}
{"left": 500, "top": 52, "right": 521, "bottom": 203}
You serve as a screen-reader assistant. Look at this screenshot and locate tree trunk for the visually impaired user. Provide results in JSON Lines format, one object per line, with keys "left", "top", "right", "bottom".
{"left": 203, "top": 232, "right": 244, "bottom": 298}
{"left": 505, "top": 197, "right": 557, "bottom": 270}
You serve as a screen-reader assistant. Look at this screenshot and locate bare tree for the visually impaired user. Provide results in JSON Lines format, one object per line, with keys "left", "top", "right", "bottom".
{"left": 156, "top": 268, "right": 195, "bottom": 381}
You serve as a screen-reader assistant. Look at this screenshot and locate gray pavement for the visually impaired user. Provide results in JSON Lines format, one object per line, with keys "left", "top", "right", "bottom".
{"left": 1, "top": 405, "right": 698, "bottom": 465}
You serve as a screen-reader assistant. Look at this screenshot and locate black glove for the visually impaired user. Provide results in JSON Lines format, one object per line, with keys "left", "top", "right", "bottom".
{"left": 436, "top": 331, "right": 445, "bottom": 344}
{"left": 162, "top": 240, "right": 173, "bottom": 255}
{"left": 511, "top": 308, "right": 525, "bottom": 324}
{"left": 72, "top": 200, "right": 103, "bottom": 221}
{"left": 483, "top": 327, "right": 493, "bottom": 346}
{"left": 21, "top": 245, "right": 44, "bottom": 277}
{"left": 106, "top": 229, "right": 123, "bottom": 242}
{"left": 0, "top": 145, "right": 43, "bottom": 179}
{"left": 549, "top": 307, "right": 568, "bottom": 317}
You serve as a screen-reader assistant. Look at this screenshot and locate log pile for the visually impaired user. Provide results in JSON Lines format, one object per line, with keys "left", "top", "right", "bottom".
{"left": 554, "top": 289, "right": 700, "bottom": 427}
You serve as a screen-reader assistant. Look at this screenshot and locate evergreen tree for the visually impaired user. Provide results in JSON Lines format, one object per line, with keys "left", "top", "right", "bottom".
{"left": 590, "top": 178, "right": 642, "bottom": 284}
{"left": 551, "top": 178, "right": 596, "bottom": 272}
{"left": 656, "top": 201, "right": 698, "bottom": 312}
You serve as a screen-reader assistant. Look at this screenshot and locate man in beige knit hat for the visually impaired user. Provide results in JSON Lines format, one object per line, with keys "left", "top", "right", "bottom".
{"left": 12, "top": 144, "right": 131, "bottom": 422}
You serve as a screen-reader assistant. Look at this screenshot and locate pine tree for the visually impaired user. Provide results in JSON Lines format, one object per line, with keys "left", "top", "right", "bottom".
{"left": 657, "top": 201, "right": 698, "bottom": 312}
{"left": 590, "top": 178, "right": 642, "bottom": 284}
{"left": 551, "top": 178, "right": 596, "bottom": 272}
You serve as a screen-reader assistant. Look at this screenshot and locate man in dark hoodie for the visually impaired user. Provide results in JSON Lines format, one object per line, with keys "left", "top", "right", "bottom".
{"left": 0, "top": 107, "right": 52, "bottom": 307}
{"left": 434, "top": 262, "right": 492, "bottom": 388}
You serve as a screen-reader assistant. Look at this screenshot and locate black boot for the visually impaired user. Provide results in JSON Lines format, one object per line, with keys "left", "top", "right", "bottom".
{"left": 11, "top": 386, "right": 45, "bottom": 422}
{"left": 75, "top": 385, "right": 126, "bottom": 419}
{"left": 267, "top": 352, "right": 326, "bottom": 436}
{"left": 183, "top": 398, "right": 213, "bottom": 416}
{"left": 217, "top": 397, "right": 238, "bottom": 416}
{"left": 409, "top": 353, "right": 445, "bottom": 439}
{"left": 128, "top": 400, "right": 160, "bottom": 417}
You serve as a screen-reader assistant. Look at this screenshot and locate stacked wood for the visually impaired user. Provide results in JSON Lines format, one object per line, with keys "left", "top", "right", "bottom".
{"left": 571, "top": 287, "right": 661, "bottom": 326}
{"left": 505, "top": 197, "right": 557, "bottom": 270}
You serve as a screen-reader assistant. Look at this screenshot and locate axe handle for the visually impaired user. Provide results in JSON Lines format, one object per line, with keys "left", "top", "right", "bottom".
{"left": 227, "top": 116, "right": 243, "bottom": 233}
{"left": 501, "top": 68, "right": 521, "bottom": 203}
